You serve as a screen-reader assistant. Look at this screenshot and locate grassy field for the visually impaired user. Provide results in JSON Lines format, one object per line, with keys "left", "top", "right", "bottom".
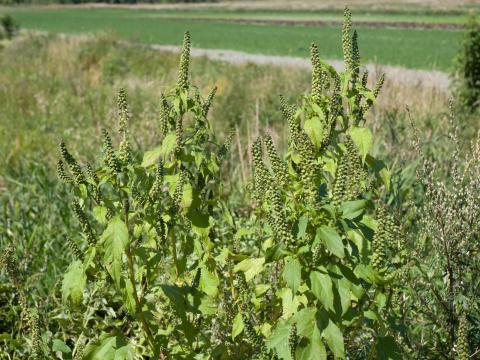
{"left": 0, "top": 7, "right": 464, "bottom": 70}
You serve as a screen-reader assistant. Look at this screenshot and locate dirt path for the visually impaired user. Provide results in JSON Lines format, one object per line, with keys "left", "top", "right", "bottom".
{"left": 148, "top": 44, "right": 451, "bottom": 90}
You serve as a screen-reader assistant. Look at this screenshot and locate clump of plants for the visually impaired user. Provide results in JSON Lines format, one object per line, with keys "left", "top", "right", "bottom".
{"left": 454, "top": 12, "right": 480, "bottom": 112}
{"left": 0, "top": 14, "right": 19, "bottom": 40}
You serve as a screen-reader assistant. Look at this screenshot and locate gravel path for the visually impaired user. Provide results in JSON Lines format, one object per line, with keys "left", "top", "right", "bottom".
{"left": 149, "top": 44, "right": 451, "bottom": 90}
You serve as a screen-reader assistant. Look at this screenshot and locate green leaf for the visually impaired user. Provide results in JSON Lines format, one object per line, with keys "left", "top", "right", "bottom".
{"left": 340, "top": 200, "right": 367, "bottom": 220}
{"left": 304, "top": 116, "right": 324, "bottom": 148}
{"left": 266, "top": 319, "right": 292, "bottom": 360}
{"left": 347, "top": 126, "right": 373, "bottom": 163}
{"left": 199, "top": 266, "right": 219, "bottom": 297}
{"left": 297, "top": 326, "right": 327, "bottom": 360}
{"left": 141, "top": 132, "right": 176, "bottom": 167}
{"left": 62, "top": 260, "right": 86, "bottom": 306}
{"left": 322, "top": 320, "right": 345, "bottom": 359}
{"left": 52, "top": 339, "right": 71, "bottom": 354}
{"left": 93, "top": 206, "right": 108, "bottom": 224}
{"left": 234, "top": 257, "right": 265, "bottom": 282}
{"left": 310, "top": 271, "right": 334, "bottom": 312}
{"left": 297, "top": 216, "right": 308, "bottom": 239}
{"left": 279, "top": 287, "right": 300, "bottom": 319}
{"left": 83, "top": 333, "right": 134, "bottom": 360}
{"left": 232, "top": 312, "right": 244, "bottom": 340}
{"left": 181, "top": 181, "right": 193, "bottom": 209}
{"left": 283, "top": 257, "right": 302, "bottom": 294}
{"left": 293, "top": 307, "right": 317, "bottom": 338}
{"left": 316, "top": 226, "right": 345, "bottom": 258}
{"left": 101, "top": 216, "right": 129, "bottom": 288}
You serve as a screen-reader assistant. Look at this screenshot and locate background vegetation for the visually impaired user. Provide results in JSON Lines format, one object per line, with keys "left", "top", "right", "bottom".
{"left": 0, "top": 2, "right": 479, "bottom": 359}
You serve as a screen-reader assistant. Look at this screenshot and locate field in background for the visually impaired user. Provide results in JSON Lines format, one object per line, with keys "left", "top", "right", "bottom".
{"left": 0, "top": 7, "right": 465, "bottom": 70}
{"left": 0, "top": 33, "right": 449, "bottom": 177}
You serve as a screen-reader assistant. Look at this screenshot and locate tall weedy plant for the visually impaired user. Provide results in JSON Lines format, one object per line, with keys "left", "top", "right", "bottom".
{"left": 225, "top": 8, "right": 405, "bottom": 360}
{"left": 56, "top": 32, "right": 233, "bottom": 358}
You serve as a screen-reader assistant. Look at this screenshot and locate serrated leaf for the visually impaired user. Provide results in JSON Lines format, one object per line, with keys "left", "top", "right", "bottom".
{"left": 347, "top": 126, "right": 372, "bottom": 163}
{"left": 340, "top": 200, "right": 367, "bottom": 220}
{"left": 279, "top": 287, "right": 300, "bottom": 319}
{"left": 101, "top": 216, "right": 129, "bottom": 288}
{"left": 283, "top": 257, "right": 302, "bottom": 294}
{"left": 310, "top": 271, "right": 334, "bottom": 312}
{"left": 199, "top": 266, "right": 219, "bottom": 297}
{"left": 322, "top": 320, "right": 345, "bottom": 359}
{"left": 232, "top": 312, "right": 244, "bottom": 339}
{"left": 62, "top": 260, "right": 86, "bottom": 306}
{"left": 316, "top": 226, "right": 345, "bottom": 258}
{"left": 141, "top": 132, "right": 176, "bottom": 167}
{"left": 297, "top": 326, "right": 327, "bottom": 360}
{"left": 234, "top": 257, "right": 265, "bottom": 282}
{"left": 83, "top": 333, "right": 134, "bottom": 360}
{"left": 52, "top": 339, "right": 71, "bottom": 354}
{"left": 266, "top": 319, "right": 292, "bottom": 360}
{"left": 304, "top": 116, "right": 324, "bottom": 148}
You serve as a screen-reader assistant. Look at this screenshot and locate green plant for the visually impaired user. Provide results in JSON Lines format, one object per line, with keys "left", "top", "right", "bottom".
{"left": 454, "top": 12, "right": 480, "bottom": 112}
{"left": 225, "top": 8, "right": 405, "bottom": 359}
{"left": 51, "top": 32, "right": 235, "bottom": 358}
{"left": 401, "top": 108, "right": 480, "bottom": 358}
{"left": 0, "top": 15, "right": 19, "bottom": 40}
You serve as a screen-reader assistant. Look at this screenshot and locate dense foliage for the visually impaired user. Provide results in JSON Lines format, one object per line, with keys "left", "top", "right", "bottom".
{"left": 0, "top": 8, "right": 478, "bottom": 360}
{"left": 454, "top": 13, "right": 480, "bottom": 112}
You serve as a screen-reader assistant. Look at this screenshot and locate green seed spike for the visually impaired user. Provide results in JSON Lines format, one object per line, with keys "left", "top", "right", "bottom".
{"left": 289, "top": 324, "right": 298, "bottom": 360}
{"left": 57, "top": 160, "right": 73, "bottom": 184}
{"left": 177, "top": 31, "right": 191, "bottom": 90}
{"left": 373, "top": 73, "right": 385, "bottom": 98}
{"left": 67, "top": 237, "right": 84, "bottom": 261}
{"left": 116, "top": 88, "right": 132, "bottom": 165}
{"left": 218, "top": 128, "right": 235, "bottom": 164}
{"left": 371, "top": 206, "right": 387, "bottom": 273}
{"left": 310, "top": 43, "right": 323, "bottom": 99}
{"left": 59, "top": 141, "right": 85, "bottom": 185}
{"left": 174, "top": 115, "right": 183, "bottom": 155}
{"left": 85, "top": 163, "right": 99, "bottom": 184}
{"left": 332, "top": 155, "right": 348, "bottom": 206}
{"left": 149, "top": 159, "right": 164, "bottom": 201}
{"left": 363, "top": 73, "right": 385, "bottom": 115}
{"left": 456, "top": 314, "right": 469, "bottom": 360}
{"left": 361, "top": 70, "right": 369, "bottom": 87}
{"left": 172, "top": 169, "right": 187, "bottom": 211}
{"left": 159, "top": 93, "right": 169, "bottom": 136}
{"left": 342, "top": 7, "right": 353, "bottom": 72}
{"left": 352, "top": 30, "right": 360, "bottom": 79}
{"left": 279, "top": 95, "right": 300, "bottom": 142}
{"left": 117, "top": 87, "right": 129, "bottom": 136}
{"left": 264, "top": 133, "right": 288, "bottom": 187}
{"left": 251, "top": 137, "right": 272, "bottom": 203}
{"left": 203, "top": 85, "right": 217, "bottom": 116}
{"left": 101, "top": 129, "right": 121, "bottom": 173}
{"left": 72, "top": 200, "right": 97, "bottom": 246}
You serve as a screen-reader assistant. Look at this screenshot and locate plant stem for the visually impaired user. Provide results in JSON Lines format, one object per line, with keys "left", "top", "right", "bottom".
{"left": 124, "top": 205, "right": 157, "bottom": 356}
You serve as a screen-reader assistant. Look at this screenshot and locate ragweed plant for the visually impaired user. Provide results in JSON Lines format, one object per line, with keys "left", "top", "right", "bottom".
{"left": 56, "top": 32, "right": 234, "bottom": 358}
{"left": 228, "top": 8, "right": 404, "bottom": 359}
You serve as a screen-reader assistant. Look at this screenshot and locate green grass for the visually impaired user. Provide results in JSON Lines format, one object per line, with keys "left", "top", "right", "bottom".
{"left": 0, "top": 8, "right": 463, "bottom": 70}
{"left": 130, "top": 8, "right": 471, "bottom": 25}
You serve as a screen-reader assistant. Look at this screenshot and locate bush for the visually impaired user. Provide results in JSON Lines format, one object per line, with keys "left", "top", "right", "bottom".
{"left": 454, "top": 13, "right": 480, "bottom": 112}
{"left": 0, "top": 15, "right": 19, "bottom": 40}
